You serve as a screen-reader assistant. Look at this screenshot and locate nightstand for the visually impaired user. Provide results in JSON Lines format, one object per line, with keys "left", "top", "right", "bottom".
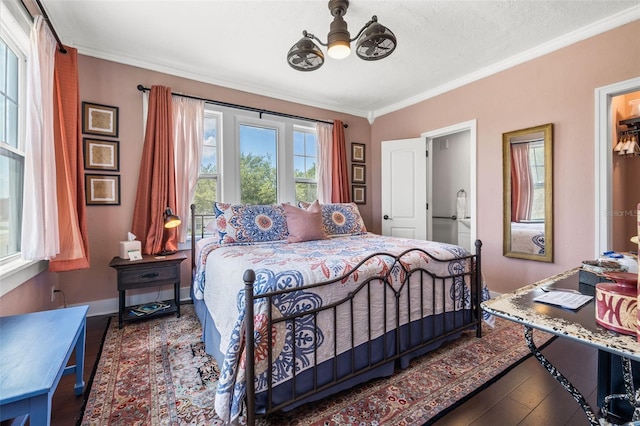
{"left": 109, "top": 252, "right": 187, "bottom": 328}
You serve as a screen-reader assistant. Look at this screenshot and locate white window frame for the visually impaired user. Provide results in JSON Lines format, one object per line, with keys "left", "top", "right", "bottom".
{"left": 208, "top": 104, "right": 317, "bottom": 205}
{"left": 0, "top": 0, "right": 49, "bottom": 297}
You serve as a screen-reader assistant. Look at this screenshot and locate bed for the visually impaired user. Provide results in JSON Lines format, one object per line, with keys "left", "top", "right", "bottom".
{"left": 190, "top": 201, "right": 486, "bottom": 425}
{"left": 510, "top": 221, "right": 545, "bottom": 254}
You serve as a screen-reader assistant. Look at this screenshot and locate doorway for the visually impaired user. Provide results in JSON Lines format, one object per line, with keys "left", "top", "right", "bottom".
{"left": 595, "top": 77, "right": 640, "bottom": 256}
{"left": 381, "top": 120, "right": 477, "bottom": 249}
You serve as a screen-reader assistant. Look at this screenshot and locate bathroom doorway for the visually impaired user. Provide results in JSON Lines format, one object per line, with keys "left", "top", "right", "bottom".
{"left": 595, "top": 77, "right": 640, "bottom": 256}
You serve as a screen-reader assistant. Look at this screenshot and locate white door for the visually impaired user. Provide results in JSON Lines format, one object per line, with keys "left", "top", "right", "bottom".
{"left": 381, "top": 138, "right": 428, "bottom": 239}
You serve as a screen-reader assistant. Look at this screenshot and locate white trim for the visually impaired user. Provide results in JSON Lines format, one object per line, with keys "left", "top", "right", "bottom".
{"left": 0, "top": 259, "right": 48, "bottom": 297}
{"left": 421, "top": 119, "right": 478, "bottom": 247}
{"left": 375, "top": 7, "right": 640, "bottom": 120}
{"left": 70, "top": 6, "right": 640, "bottom": 121}
{"left": 594, "top": 77, "right": 640, "bottom": 258}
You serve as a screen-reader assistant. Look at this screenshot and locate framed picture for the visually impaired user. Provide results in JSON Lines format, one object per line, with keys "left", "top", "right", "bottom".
{"left": 82, "top": 102, "right": 119, "bottom": 137}
{"left": 83, "top": 138, "right": 119, "bottom": 171}
{"left": 85, "top": 174, "right": 120, "bottom": 205}
{"left": 351, "top": 143, "right": 365, "bottom": 163}
{"left": 352, "top": 164, "right": 365, "bottom": 184}
{"left": 352, "top": 185, "right": 366, "bottom": 204}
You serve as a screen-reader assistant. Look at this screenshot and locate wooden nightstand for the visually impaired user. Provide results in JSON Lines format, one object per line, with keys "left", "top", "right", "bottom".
{"left": 109, "top": 252, "right": 187, "bottom": 328}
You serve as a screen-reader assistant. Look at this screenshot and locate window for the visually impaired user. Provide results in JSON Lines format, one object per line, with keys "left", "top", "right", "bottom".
{"left": 192, "top": 104, "right": 318, "bottom": 217}
{"left": 192, "top": 110, "right": 219, "bottom": 214}
{"left": 528, "top": 140, "right": 545, "bottom": 221}
{"left": 239, "top": 124, "right": 277, "bottom": 205}
{"left": 0, "top": 1, "right": 46, "bottom": 297}
{"left": 293, "top": 129, "right": 317, "bottom": 205}
{"left": 0, "top": 38, "right": 23, "bottom": 263}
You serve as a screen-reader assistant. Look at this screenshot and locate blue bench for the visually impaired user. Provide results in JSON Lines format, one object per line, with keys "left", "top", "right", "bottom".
{"left": 0, "top": 305, "right": 89, "bottom": 425}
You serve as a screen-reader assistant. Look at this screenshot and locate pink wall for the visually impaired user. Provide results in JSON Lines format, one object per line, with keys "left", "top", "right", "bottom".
{"left": 370, "top": 21, "right": 640, "bottom": 294}
{"left": 0, "top": 58, "right": 370, "bottom": 316}
{"left": 1, "top": 20, "right": 638, "bottom": 315}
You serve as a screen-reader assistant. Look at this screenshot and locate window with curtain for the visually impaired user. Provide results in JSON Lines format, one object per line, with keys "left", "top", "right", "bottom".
{"left": 191, "top": 104, "right": 318, "bottom": 218}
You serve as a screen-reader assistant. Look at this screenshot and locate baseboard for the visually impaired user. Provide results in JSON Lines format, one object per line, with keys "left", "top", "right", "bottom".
{"left": 63, "top": 286, "right": 193, "bottom": 317}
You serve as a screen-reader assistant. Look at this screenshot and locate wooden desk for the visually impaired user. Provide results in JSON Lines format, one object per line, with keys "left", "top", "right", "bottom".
{"left": 482, "top": 269, "right": 640, "bottom": 425}
{"left": 0, "top": 305, "right": 88, "bottom": 425}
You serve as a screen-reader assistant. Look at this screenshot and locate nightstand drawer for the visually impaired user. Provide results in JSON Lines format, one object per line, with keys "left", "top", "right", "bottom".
{"left": 119, "top": 265, "right": 179, "bottom": 286}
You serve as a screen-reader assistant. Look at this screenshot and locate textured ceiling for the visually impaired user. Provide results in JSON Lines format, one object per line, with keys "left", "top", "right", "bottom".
{"left": 39, "top": 0, "right": 640, "bottom": 120}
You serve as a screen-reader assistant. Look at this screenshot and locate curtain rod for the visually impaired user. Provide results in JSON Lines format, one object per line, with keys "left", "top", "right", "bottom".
{"left": 31, "top": 0, "right": 67, "bottom": 54}
{"left": 136, "top": 85, "right": 347, "bottom": 128}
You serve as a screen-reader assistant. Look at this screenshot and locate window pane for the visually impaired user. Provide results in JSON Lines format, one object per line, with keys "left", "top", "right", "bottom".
{"left": 6, "top": 48, "right": 18, "bottom": 101}
{"left": 7, "top": 100, "right": 17, "bottom": 147}
{"left": 239, "top": 124, "right": 277, "bottom": 204}
{"left": 296, "top": 182, "right": 317, "bottom": 205}
{"left": 193, "top": 177, "right": 217, "bottom": 214}
{"left": 0, "top": 149, "right": 23, "bottom": 259}
{"left": 0, "top": 41, "right": 6, "bottom": 92}
{"left": 201, "top": 145, "right": 217, "bottom": 175}
{"left": 203, "top": 114, "right": 217, "bottom": 174}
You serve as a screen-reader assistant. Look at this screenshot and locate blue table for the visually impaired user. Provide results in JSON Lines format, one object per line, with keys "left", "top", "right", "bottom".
{"left": 0, "top": 305, "right": 89, "bottom": 425}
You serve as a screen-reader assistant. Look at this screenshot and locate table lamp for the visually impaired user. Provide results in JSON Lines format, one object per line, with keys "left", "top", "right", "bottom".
{"left": 157, "top": 207, "right": 181, "bottom": 256}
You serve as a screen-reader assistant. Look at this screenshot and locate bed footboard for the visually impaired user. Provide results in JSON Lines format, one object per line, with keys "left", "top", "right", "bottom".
{"left": 243, "top": 240, "right": 482, "bottom": 425}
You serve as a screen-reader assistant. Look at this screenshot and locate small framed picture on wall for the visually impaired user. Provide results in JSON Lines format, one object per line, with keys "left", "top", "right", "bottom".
{"left": 352, "top": 185, "right": 366, "bottom": 204}
{"left": 85, "top": 174, "right": 121, "bottom": 205}
{"left": 351, "top": 143, "right": 365, "bottom": 163}
{"left": 352, "top": 164, "right": 365, "bottom": 184}
{"left": 83, "top": 138, "right": 119, "bottom": 171}
{"left": 82, "top": 102, "right": 119, "bottom": 137}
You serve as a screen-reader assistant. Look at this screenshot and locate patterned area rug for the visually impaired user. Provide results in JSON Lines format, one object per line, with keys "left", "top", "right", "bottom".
{"left": 81, "top": 304, "right": 553, "bottom": 426}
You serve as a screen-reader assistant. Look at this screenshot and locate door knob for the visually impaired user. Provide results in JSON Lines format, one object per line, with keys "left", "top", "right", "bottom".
{"left": 383, "top": 215, "right": 390, "bottom": 220}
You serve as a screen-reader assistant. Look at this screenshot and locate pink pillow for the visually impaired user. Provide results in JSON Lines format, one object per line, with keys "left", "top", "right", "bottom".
{"left": 282, "top": 200, "right": 327, "bottom": 243}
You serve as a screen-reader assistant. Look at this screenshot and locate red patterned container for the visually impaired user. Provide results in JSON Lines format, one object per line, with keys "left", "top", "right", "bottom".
{"left": 596, "top": 281, "right": 637, "bottom": 336}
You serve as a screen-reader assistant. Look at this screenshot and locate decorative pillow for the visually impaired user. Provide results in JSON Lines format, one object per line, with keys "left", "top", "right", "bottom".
{"left": 282, "top": 200, "right": 327, "bottom": 243}
{"left": 213, "top": 202, "right": 288, "bottom": 244}
{"left": 299, "top": 201, "right": 367, "bottom": 236}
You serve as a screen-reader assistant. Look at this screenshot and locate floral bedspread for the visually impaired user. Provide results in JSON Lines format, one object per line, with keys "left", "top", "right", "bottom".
{"left": 194, "top": 233, "right": 487, "bottom": 423}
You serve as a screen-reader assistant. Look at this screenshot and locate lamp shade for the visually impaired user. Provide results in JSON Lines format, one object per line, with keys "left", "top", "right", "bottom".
{"left": 163, "top": 208, "right": 181, "bottom": 229}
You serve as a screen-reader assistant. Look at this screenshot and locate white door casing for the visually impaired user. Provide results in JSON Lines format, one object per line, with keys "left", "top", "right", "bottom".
{"left": 381, "top": 138, "right": 428, "bottom": 239}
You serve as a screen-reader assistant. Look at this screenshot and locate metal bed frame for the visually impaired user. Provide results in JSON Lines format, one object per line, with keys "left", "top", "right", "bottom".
{"left": 190, "top": 205, "right": 483, "bottom": 425}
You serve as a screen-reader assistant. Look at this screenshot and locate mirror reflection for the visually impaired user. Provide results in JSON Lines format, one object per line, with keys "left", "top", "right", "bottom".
{"left": 503, "top": 123, "right": 553, "bottom": 262}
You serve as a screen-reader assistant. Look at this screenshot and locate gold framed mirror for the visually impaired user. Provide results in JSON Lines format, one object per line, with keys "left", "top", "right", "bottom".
{"left": 503, "top": 123, "right": 553, "bottom": 262}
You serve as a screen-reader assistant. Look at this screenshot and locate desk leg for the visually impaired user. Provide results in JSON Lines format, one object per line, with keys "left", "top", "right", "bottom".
{"left": 74, "top": 318, "right": 86, "bottom": 395}
{"left": 524, "top": 326, "right": 599, "bottom": 426}
{"left": 601, "top": 356, "right": 640, "bottom": 421}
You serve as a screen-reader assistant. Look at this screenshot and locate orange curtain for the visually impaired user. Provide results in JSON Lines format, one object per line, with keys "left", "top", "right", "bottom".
{"left": 131, "top": 86, "right": 177, "bottom": 255}
{"left": 331, "top": 120, "right": 350, "bottom": 203}
{"left": 49, "top": 46, "right": 89, "bottom": 272}
{"left": 510, "top": 143, "right": 532, "bottom": 222}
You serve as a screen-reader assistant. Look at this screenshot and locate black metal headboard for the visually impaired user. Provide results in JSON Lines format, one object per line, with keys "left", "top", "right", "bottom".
{"left": 189, "top": 204, "right": 217, "bottom": 273}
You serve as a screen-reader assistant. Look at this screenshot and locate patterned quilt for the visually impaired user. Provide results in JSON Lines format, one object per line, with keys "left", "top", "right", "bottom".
{"left": 193, "top": 233, "right": 487, "bottom": 422}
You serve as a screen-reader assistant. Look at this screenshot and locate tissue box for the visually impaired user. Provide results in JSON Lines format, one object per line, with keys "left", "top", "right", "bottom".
{"left": 119, "top": 241, "right": 142, "bottom": 260}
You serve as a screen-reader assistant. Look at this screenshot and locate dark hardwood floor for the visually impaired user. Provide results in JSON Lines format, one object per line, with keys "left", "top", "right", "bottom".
{"left": 48, "top": 314, "right": 599, "bottom": 426}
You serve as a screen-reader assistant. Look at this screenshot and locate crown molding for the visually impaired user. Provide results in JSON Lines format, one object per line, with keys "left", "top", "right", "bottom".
{"left": 371, "top": 6, "right": 640, "bottom": 120}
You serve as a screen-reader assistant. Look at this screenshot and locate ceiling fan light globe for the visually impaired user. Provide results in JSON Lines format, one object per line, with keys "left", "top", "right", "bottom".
{"left": 328, "top": 41, "right": 351, "bottom": 59}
